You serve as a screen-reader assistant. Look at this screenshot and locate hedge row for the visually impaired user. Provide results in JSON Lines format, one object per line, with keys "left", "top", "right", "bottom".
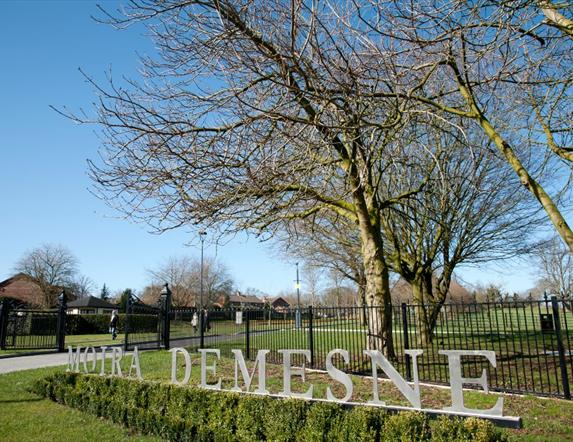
{"left": 66, "top": 314, "right": 158, "bottom": 335}
{"left": 32, "top": 372, "right": 508, "bottom": 442}
{"left": 12, "top": 314, "right": 58, "bottom": 336}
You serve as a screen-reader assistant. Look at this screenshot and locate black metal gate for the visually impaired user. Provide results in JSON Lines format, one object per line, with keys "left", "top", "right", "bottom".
{"left": 123, "top": 286, "right": 172, "bottom": 351}
{"left": 0, "top": 294, "right": 67, "bottom": 352}
{"left": 123, "top": 300, "right": 161, "bottom": 351}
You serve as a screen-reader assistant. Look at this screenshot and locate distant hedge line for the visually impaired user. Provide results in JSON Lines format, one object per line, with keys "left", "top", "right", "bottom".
{"left": 66, "top": 314, "right": 157, "bottom": 335}
{"left": 32, "top": 372, "right": 508, "bottom": 441}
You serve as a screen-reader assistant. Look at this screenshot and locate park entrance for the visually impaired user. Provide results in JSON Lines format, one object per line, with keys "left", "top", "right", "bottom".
{"left": 2, "top": 290, "right": 573, "bottom": 399}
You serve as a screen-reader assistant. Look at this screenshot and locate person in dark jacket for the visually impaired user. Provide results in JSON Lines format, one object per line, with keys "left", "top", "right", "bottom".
{"left": 109, "top": 309, "right": 119, "bottom": 340}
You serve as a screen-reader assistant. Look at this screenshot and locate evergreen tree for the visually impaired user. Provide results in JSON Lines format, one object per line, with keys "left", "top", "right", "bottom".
{"left": 100, "top": 284, "right": 110, "bottom": 301}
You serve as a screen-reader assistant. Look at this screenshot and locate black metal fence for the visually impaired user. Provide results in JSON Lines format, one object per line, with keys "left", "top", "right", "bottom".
{"left": 3, "top": 290, "right": 573, "bottom": 400}
{"left": 0, "top": 294, "right": 67, "bottom": 351}
{"left": 159, "top": 297, "right": 573, "bottom": 400}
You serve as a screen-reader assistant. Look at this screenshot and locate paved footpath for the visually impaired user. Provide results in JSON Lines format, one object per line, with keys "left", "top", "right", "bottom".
{"left": 0, "top": 352, "right": 70, "bottom": 374}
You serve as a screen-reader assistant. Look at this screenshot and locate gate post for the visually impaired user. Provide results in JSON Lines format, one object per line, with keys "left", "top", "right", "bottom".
{"left": 551, "top": 296, "right": 571, "bottom": 399}
{"left": 56, "top": 291, "right": 67, "bottom": 352}
{"left": 401, "top": 303, "right": 412, "bottom": 381}
{"left": 160, "top": 284, "right": 172, "bottom": 350}
{"left": 200, "top": 308, "right": 205, "bottom": 349}
{"left": 245, "top": 311, "right": 250, "bottom": 359}
{"left": 308, "top": 306, "right": 314, "bottom": 368}
{"left": 0, "top": 299, "right": 10, "bottom": 350}
{"left": 124, "top": 294, "right": 132, "bottom": 352}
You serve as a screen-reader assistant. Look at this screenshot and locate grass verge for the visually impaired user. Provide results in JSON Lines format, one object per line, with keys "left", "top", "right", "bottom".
{"left": 2, "top": 349, "right": 573, "bottom": 441}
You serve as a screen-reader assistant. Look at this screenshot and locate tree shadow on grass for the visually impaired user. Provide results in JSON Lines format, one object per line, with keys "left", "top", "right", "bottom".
{"left": 0, "top": 398, "right": 43, "bottom": 404}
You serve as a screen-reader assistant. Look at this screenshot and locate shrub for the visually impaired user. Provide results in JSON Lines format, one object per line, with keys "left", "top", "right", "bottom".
{"left": 32, "top": 372, "right": 507, "bottom": 442}
{"left": 66, "top": 314, "right": 157, "bottom": 335}
{"left": 430, "top": 416, "right": 509, "bottom": 442}
{"left": 381, "top": 411, "right": 431, "bottom": 442}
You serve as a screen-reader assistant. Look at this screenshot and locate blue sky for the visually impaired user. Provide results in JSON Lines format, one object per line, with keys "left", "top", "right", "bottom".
{"left": 0, "top": 1, "right": 539, "bottom": 297}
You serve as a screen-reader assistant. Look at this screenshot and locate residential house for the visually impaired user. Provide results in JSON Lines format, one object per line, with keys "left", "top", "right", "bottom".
{"left": 213, "top": 292, "right": 265, "bottom": 309}
{"left": 266, "top": 296, "right": 291, "bottom": 312}
{"left": 0, "top": 273, "right": 44, "bottom": 307}
{"left": 67, "top": 296, "right": 117, "bottom": 315}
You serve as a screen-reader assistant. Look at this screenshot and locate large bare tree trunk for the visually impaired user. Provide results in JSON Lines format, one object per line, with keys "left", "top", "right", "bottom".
{"left": 357, "top": 273, "right": 368, "bottom": 327}
{"left": 410, "top": 276, "right": 431, "bottom": 346}
{"left": 360, "top": 225, "right": 395, "bottom": 359}
{"left": 410, "top": 273, "right": 448, "bottom": 346}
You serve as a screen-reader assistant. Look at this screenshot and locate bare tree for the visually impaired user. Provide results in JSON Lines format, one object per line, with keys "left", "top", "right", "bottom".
{"left": 14, "top": 244, "right": 78, "bottom": 307}
{"left": 276, "top": 214, "right": 367, "bottom": 322}
{"left": 70, "top": 274, "right": 96, "bottom": 299}
{"left": 535, "top": 236, "right": 573, "bottom": 298}
{"left": 322, "top": 272, "right": 358, "bottom": 308}
{"left": 382, "top": 123, "right": 542, "bottom": 343}
{"left": 147, "top": 256, "right": 196, "bottom": 307}
{"left": 302, "top": 262, "right": 323, "bottom": 308}
{"left": 350, "top": 0, "right": 573, "bottom": 251}
{"left": 148, "top": 255, "right": 234, "bottom": 307}
{"left": 70, "top": 0, "right": 443, "bottom": 357}
{"left": 200, "top": 258, "right": 235, "bottom": 306}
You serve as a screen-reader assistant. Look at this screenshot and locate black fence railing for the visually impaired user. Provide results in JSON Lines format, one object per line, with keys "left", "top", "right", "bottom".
{"left": 0, "top": 294, "right": 66, "bottom": 351}
{"left": 3, "top": 291, "right": 573, "bottom": 399}
{"left": 123, "top": 301, "right": 161, "bottom": 351}
{"left": 161, "top": 298, "right": 573, "bottom": 399}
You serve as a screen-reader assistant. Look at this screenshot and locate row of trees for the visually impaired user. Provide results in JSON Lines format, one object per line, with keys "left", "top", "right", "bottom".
{"left": 10, "top": 244, "right": 235, "bottom": 309}
{"left": 74, "top": 0, "right": 572, "bottom": 356}
{"left": 13, "top": 244, "right": 94, "bottom": 307}
{"left": 142, "top": 255, "right": 234, "bottom": 307}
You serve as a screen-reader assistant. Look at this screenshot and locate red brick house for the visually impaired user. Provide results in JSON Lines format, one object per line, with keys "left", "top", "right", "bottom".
{"left": 0, "top": 273, "right": 45, "bottom": 307}
{"left": 267, "top": 296, "right": 291, "bottom": 312}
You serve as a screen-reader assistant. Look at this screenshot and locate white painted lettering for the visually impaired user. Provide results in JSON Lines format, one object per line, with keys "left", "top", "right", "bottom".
{"left": 169, "top": 347, "right": 191, "bottom": 385}
{"left": 231, "top": 349, "right": 270, "bottom": 394}
{"left": 128, "top": 346, "right": 143, "bottom": 379}
{"left": 365, "top": 349, "right": 422, "bottom": 409}
{"left": 99, "top": 346, "right": 109, "bottom": 376}
{"left": 82, "top": 347, "right": 98, "bottom": 373}
{"left": 325, "top": 349, "right": 353, "bottom": 402}
{"left": 198, "top": 349, "right": 222, "bottom": 390}
{"left": 278, "top": 349, "right": 313, "bottom": 399}
{"left": 439, "top": 350, "right": 503, "bottom": 416}
{"left": 67, "top": 346, "right": 82, "bottom": 373}
{"left": 110, "top": 347, "right": 123, "bottom": 376}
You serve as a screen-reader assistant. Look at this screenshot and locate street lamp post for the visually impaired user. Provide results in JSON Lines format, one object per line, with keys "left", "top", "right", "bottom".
{"left": 295, "top": 262, "right": 301, "bottom": 329}
{"left": 199, "top": 231, "right": 207, "bottom": 309}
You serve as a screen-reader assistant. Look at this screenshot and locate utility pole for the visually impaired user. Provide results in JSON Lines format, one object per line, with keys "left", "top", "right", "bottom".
{"left": 295, "top": 262, "right": 301, "bottom": 329}
{"left": 199, "top": 231, "right": 207, "bottom": 309}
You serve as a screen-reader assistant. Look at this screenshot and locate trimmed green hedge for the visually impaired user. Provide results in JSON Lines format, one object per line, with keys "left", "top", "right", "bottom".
{"left": 66, "top": 314, "right": 157, "bottom": 335}
{"left": 32, "top": 372, "right": 508, "bottom": 441}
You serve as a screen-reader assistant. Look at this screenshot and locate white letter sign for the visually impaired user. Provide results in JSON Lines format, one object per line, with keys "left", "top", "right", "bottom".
{"left": 199, "top": 349, "right": 222, "bottom": 390}
{"left": 365, "top": 349, "right": 423, "bottom": 409}
{"left": 169, "top": 347, "right": 191, "bottom": 385}
{"left": 278, "top": 349, "right": 313, "bottom": 399}
{"left": 439, "top": 350, "right": 503, "bottom": 416}
{"left": 231, "top": 349, "right": 269, "bottom": 394}
{"left": 325, "top": 349, "right": 353, "bottom": 402}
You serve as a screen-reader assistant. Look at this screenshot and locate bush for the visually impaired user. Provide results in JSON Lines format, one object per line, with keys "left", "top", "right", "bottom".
{"left": 66, "top": 314, "right": 157, "bottom": 335}
{"left": 430, "top": 416, "right": 508, "bottom": 442}
{"left": 32, "top": 372, "right": 507, "bottom": 442}
{"left": 382, "top": 411, "right": 431, "bottom": 442}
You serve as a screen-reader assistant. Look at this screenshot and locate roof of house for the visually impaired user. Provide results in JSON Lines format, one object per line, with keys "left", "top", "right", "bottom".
{"left": 67, "top": 295, "right": 117, "bottom": 309}
{"left": 228, "top": 293, "right": 265, "bottom": 304}
{"left": 269, "top": 296, "right": 290, "bottom": 306}
{"left": 0, "top": 273, "right": 44, "bottom": 307}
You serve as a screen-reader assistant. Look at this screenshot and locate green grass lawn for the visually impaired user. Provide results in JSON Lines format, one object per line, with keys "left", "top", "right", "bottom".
{"left": 2, "top": 349, "right": 573, "bottom": 441}
{"left": 0, "top": 366, "right": 162, "bottom": 442}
